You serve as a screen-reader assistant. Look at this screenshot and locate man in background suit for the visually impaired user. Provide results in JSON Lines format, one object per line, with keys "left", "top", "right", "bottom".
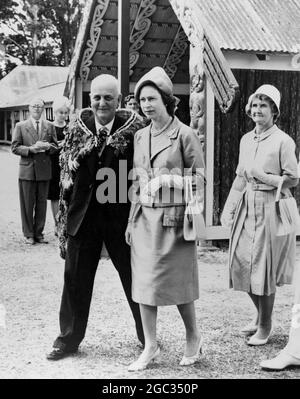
{"left": 11, "top": 97, "right": 57, "bottom": 245}
{"left": 47, "top": 74, "right": 144, "bottom": 360}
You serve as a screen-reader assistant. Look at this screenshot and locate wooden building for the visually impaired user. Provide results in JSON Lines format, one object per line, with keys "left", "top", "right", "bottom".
{"left": 65, "top": 0, "right": 300, "bottom": 239}
{"left": 0, "top": 65, "right": 69, "bottom": 143}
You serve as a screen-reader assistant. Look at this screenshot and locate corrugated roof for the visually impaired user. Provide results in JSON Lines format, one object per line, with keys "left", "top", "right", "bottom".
{"left": 2, "top": 82, "right": 67, "bottom": 108}
{"left": 0, "top": 65, "right": 69, "bottom": 108}
{"left": 194, "top": 0, "right": 300, "bottom": 53}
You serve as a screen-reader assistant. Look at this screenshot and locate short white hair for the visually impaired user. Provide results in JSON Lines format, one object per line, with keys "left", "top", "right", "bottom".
{"left": 52, "top": 96, "right": 71, "bottom": 113}
{"left": 90, "top": 74, "right": 120, "bottom": 94}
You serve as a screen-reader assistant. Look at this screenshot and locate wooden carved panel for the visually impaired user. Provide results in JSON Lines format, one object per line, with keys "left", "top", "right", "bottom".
{"left": 129, "top": 0, "right": 157, "bottom": 75}
{"left": 163, "top": 26, "right": 188, "bottom": 79}
{"left": 80, "top": 0, "right": 110, "bottom": 81}
{"left": 189, "top": 43, "right": 205, "bottom": 142}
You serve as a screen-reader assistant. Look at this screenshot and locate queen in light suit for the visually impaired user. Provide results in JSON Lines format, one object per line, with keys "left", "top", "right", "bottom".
{"left": 125, "top": 67, "right": 205, "bottom": 371}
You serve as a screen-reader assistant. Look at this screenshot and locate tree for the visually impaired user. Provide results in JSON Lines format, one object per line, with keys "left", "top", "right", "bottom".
{"left": 41, "top": 0, "right": 84, "bottom": 66}
{"left": 0, "top": 0, "right": 84, "bottom": 77}
{"left": 0, "top": 0, "right": 19, "bottom": 21}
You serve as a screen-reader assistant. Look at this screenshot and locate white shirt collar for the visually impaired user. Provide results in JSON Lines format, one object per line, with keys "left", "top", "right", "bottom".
{"left": 95, "top": 117, "right": 115, "bottom": 135}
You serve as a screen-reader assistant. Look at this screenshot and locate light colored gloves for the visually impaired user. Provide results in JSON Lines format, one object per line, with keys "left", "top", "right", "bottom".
{"left": 141, "top": 174, "right": 184, "bottom": 198}
{"left": 220, "top": 188, "right": 243, "bottom": 228}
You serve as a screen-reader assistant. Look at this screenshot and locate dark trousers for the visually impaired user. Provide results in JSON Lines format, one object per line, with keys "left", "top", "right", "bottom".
{"left": 53, "top": 203, "right": 144, "bottom": 351}
{"left": 18, "top": 179, "right": 49, "bottom": 238}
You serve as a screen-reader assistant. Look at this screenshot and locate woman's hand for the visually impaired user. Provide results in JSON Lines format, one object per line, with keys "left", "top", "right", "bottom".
{"left": 142, "top": 175, "right": 184, "bottom": 198}
{"left": 220, "top": 211, "right": 234, "bottom": 228}
{"left": 247, "top": 165, "right": 265, "bottom": 179}
{"left": 142, "top": 176, "right": 162, "bottom": 198}
{"left": 125, "top": 223, "right": 132, "bottom": 246}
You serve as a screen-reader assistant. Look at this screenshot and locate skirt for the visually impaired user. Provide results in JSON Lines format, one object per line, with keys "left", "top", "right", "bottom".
{"left": 229, "top": 188, "right": 295, "bottom": 295}
{"left": 131, "top": 205, "right": 199, "bottom": 306}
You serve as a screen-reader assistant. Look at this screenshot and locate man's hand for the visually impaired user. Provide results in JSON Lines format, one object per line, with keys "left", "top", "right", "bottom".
{"left": 36, "top": 140, "right": 51, "bottom": 151}
{"left": 29, "top": 145, "right": 41, "bottom": 154}
{"left": 30, "top": 141, "right": 50, "bottom": 153}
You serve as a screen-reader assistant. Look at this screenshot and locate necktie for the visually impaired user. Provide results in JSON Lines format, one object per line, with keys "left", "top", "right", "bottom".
{"left": 96, "top": 126, "right": 109, "bottom": 156}
{"left": 36, "top": 121, "right": 40, "bottom": 139}
{"left": 98, "top": 126, "right": 108, "bottom": 137}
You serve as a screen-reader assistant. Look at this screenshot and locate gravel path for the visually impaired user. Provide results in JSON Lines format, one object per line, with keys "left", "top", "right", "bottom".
{"left": 0, "top": 145, "right": 299, "bottom": 379}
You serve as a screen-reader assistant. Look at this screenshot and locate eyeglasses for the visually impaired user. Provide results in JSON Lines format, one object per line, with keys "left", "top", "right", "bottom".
{"left": 30, "top": 105, "right": 44, "bottom": 109}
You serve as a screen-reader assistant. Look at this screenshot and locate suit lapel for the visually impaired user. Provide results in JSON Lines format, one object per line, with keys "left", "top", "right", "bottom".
{"left": 150, "top": 133, "right": 172, "bottom": 162}
{"left": 39, "top": 120, "right": 48, "bottom": 140}
{"left": 25, "top": 119, "right": 39, "bottom": 142}
{"left": 149, "top": 119, "right": 180, "bottom": 162}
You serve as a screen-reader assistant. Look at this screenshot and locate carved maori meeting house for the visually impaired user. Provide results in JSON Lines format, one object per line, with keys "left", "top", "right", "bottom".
{"left": 65, "top": 0, "right": 300, "bottom": 240}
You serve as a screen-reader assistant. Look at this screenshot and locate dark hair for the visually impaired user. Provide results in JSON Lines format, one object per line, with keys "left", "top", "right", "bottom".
{"left": 135, "top": 81, "right": 176, "bottom": 116}
{"left": 246, "top": 93, "right": 279, "bottom": 122}
{"left": 124, "top": 94, "right": 135, "bottom": 104}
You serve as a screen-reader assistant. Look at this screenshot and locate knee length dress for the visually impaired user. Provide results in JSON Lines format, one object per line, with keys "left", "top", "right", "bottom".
{"left": 229, "top": 125, "right": 298, "bottom": 296}
{"left": 130, "top": 117, "right": 205, "bottom": 306}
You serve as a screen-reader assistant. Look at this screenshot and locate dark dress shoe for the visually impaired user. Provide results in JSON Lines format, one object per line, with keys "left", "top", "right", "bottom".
{"left": 35, "top": 237, "right": 49, "bottom": 244}
{"left": 46, "top": 347, "right": 78, "bottom": 361}
{"left": 24, "top": 237, "right": 35, "bottom": 245}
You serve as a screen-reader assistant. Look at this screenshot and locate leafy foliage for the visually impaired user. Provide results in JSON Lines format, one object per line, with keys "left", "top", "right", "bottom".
{"left": 0, "top": 0, "right": 84, "bottom": 77}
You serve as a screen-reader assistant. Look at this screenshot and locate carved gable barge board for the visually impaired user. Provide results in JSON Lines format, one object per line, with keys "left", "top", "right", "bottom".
{"left": 203, "top": 35, "right": 240, "bottom": 113}
{"left": 79, "top": 0, "right": 111, "bottom": 81}
{"left": 64, "top": 0, "right": 96, "bottom": 100}
{"left": 163, "top": 26, "right": 189, "bottom": 79}
{"left": 129, "top": 0, "right": 157, "bottom": 75}
{"left": 168, "top": 0, "right": 239, "bottom": 113}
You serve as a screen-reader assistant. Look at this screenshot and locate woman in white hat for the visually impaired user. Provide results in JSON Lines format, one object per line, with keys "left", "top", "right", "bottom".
{"left": 125, "top": 67, "right": 205, "bottom": 371}
{"left": 221, "top": 84, "right": 298, "bottom": 346}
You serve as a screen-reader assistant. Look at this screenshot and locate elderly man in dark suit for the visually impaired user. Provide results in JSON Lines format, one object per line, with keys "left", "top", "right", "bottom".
{"left": 47, "top": 74, "right": 145, "bottom": 360}
{"left": 11, "top": 97, "right": 57, "bottom": 245}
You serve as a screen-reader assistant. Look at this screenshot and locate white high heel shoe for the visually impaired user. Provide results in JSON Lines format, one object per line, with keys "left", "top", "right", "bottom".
{"left": 128, "top": 346, "right": 160, "bottom": 372}
{"left": 247, "top": 328, "right": 273, "bottom": 346}
{"left": 180, "top": 337, "right": 204, "bottom": 366}
{"left": 260, "top": 351, "right": 300, "bottom": 371}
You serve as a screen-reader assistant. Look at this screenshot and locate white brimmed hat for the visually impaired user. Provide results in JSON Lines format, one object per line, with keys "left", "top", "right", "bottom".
{"left": 246, "top": 84, "right": 281, "bottom": 118}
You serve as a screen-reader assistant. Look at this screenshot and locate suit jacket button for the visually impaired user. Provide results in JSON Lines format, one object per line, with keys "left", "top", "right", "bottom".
{"left": 89, "top": 184, "right": 93, "bottom": 189}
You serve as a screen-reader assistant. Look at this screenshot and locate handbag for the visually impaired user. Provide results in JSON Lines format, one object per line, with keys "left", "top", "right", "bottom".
{"left": 183, "top": 176, "right": 206, "bottom": 241}
{"left": 273, "top": 177, "right": 300, "bottom": 236}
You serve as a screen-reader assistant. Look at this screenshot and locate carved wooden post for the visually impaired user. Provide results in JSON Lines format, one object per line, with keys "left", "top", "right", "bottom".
{"left": 189, "top": 43, "right": 206, "bottom": 148}
{"left": 189, "top": 40, "right": 213, "bottom": 250}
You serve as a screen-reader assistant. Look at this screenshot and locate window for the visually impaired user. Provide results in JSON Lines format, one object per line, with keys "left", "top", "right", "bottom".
{"left": 45, "top": 107, "right": 53, "bottom": 121}
{"left": 22, "top": 109, "right": 29, "bottom": 120}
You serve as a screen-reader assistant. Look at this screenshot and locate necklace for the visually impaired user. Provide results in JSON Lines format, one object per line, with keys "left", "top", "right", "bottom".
{"left": 150, "top": 117, "right": 173, "bottom": 136}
